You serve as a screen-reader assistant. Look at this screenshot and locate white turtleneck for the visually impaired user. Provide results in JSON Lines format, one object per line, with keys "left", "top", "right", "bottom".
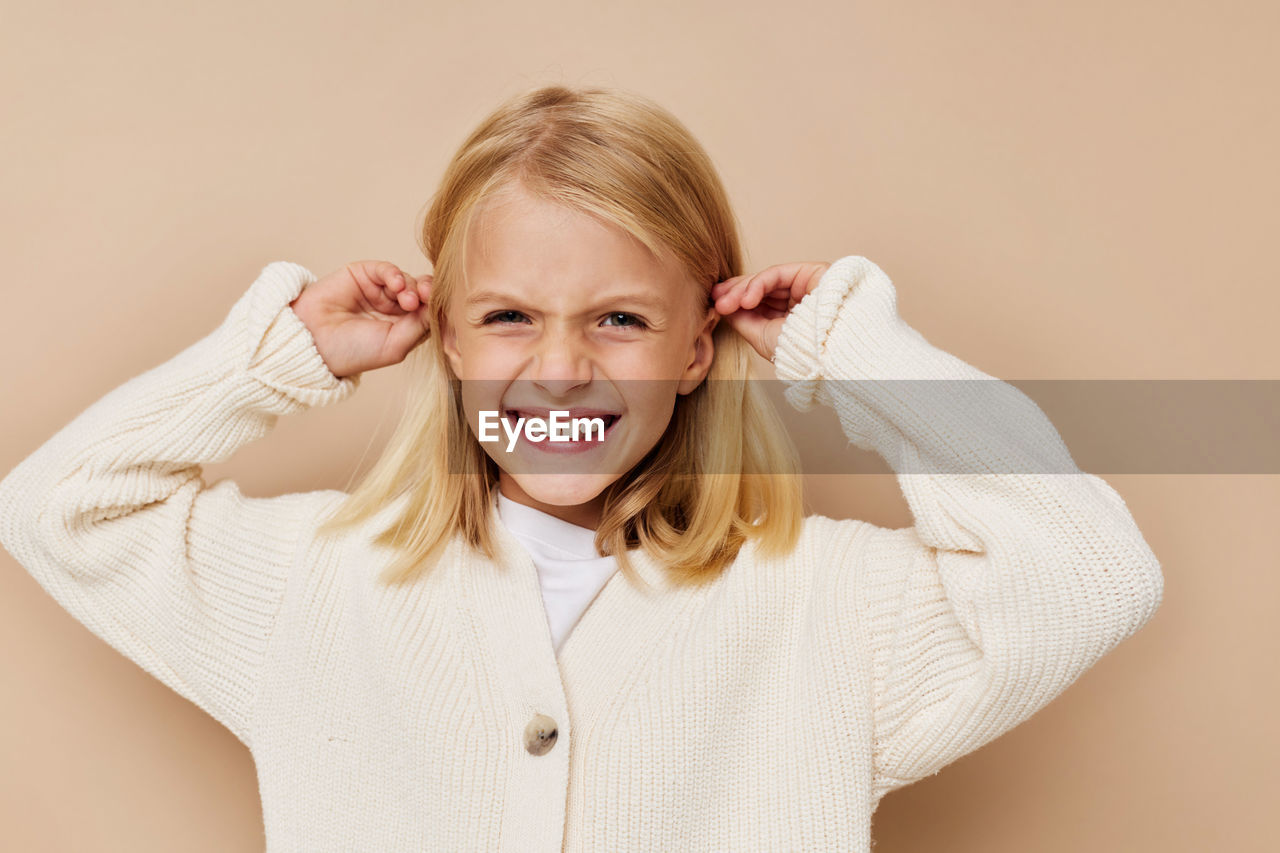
{"left": 495, "top": 491, "right": 620, "bottom": 655}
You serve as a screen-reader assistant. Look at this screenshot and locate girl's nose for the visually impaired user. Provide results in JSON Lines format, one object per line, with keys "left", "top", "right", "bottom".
{"left": 530, "top": 336, "right": 594, "bottom": 396}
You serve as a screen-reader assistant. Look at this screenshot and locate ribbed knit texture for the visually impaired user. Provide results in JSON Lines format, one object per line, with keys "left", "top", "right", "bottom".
{"left": 0, "top": 256, "right": 1164, "bottom": 852}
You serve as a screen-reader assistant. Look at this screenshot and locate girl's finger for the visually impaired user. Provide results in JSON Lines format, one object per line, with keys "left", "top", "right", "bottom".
{"left": 372, "top": 262, "right": 425, "bottom": 314}
{"left": 377, "top": 261, "right": 406, "bottom": 293}
{"left": 801, "top": 264, "right": 825, "bottom": 301}
{"left": 716, "top": 273, "right": 755, "bottom": 295}
{"left": 792, "top": 272, "right": 809, "bottom": 306}
{"left": 711, "top": 277, "right": 737, "bottom": 308}
{"left": 715, "top": 266, "right": 794, "bottom": 313}
{"left": 396, "top": 288, "right": 419, "bottom": 311}
{"left": 745, "top": 274, "right": 774, "bottom": 309}
{"left": 747, "top": 268, "right": 788, "bottom": 308}
{"left": 386, "top": 301, "right": 432, "bottom": 356}
{"left": 348, "top": 262, "right": 401, "bottom": 313}
{"left": 718, "top": 299, "right": 774, "bottom": 359}
{"left": 713, "top": 282, "right": 746, "bottom": 314}
{"left": 764, "top": 263, "right": 815, "bottom": 293}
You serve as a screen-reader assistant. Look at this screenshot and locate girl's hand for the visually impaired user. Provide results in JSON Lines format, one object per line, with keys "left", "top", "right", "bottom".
{"left": 288, "top": 260, "right": 434, "bottom": 379}
{"left": 711, "top": 261, "right": 830, "bottom": 362}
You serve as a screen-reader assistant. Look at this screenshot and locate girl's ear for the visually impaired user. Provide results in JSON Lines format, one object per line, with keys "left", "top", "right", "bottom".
{"left": 440, "top": 312, "right": 464, "bottom": 377}
{"left": 677, "top": 307, "right": 719, "bottom": 395}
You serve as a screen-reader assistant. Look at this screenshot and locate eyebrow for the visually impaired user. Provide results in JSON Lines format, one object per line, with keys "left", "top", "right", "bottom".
{"left": 463, "top": 288, "right": 671, "bottom": 313}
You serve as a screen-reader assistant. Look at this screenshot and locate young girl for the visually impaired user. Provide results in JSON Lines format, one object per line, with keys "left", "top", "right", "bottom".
{"left": 0, "top": 86, "right": 1163, "bottom": 851}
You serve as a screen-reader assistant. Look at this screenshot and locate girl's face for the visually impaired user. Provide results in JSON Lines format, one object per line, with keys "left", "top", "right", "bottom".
{"left": 440, "top": 185, "right": 718, "bottom": 530}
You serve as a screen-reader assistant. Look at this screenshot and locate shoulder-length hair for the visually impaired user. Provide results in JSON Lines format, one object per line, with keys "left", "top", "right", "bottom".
{"left": 316, "top": 84, "right": 804, "bottom": 589}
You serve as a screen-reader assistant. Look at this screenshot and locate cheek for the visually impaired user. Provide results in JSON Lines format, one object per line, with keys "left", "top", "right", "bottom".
{"left": 457, "top": 373, "right": 506, "bottom": 428}
{"left": 625, "top": 386, "right": 679, "bottom": 435}
{"left": 609, "top": 342, "right": 687, "bottom": 379}
{"left": 453, "top": 337, "right": 516, "bottom": 378}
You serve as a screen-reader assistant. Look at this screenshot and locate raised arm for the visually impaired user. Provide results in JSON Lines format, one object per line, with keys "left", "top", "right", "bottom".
{"left": 0, "top": 261, "right": 359, "bottom": 749}
{"left": 771, "top": 255, "right": 1164, "bottom": 801}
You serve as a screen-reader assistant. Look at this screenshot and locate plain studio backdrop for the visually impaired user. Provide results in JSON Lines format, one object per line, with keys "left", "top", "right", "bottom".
{"left": 1, "top": 1, "right": 1276, "bottom": 851}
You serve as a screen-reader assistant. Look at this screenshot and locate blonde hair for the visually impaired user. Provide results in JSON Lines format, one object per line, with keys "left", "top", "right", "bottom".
{"left": 316, "top": 84, "right": 804, "bottom": 589}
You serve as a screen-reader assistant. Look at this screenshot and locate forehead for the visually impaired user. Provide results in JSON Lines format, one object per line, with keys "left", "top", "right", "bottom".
{"left": 465, "top": 188, "right": 688, "bottom": 294}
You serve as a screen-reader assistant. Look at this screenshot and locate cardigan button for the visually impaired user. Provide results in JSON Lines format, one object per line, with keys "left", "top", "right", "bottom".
{"left": 523, "top": 714, "right": 558, "bottom": 756}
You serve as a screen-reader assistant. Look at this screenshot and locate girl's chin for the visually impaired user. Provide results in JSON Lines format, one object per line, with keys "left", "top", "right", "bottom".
{"left": 502, "top": 474, "right": 618, "bottom": 508}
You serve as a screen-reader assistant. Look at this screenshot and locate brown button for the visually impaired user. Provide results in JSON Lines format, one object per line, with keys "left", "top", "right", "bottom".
{"left": 524, "top": 714, "right": 558, "bottom": 756}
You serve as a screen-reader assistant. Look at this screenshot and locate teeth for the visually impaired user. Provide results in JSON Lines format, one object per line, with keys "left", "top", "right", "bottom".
{"left": 504, "top": 410, "right": 618, "bottom": 421}
{"left": 500, "top": 410, "right": 621, "bottom": 436}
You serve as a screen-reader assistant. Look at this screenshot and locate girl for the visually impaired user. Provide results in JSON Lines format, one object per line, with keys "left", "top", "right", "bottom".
{"left": 0, "top": 86, "right": 1163, "bottom": 852}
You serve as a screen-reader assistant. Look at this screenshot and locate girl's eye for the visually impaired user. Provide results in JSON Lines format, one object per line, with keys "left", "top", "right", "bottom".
{"left": 602, "top": 312, "right": 647, "bottom": 329}
{"left": 482, "top": 311, "right": 647, "bottom": 329}
{"left": 483, "top": 311, "right": 530, "bottom": 325}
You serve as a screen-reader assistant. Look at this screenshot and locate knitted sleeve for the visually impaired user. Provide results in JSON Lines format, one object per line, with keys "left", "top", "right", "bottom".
{"left": 772, "top": 256, "right": 1164, "bottom": 801}
{"left": 0, "top": 261, "right": 359, "bottom": 750}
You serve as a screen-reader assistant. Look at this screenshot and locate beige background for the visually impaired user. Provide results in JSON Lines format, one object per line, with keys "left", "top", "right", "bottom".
{"left": 2, "top": 1, "right": 1276, "bottom": 850}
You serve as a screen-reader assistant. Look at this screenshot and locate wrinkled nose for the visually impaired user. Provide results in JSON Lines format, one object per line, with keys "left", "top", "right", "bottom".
{"left": 530, "top": 334, "right": 593, "bottom": 396}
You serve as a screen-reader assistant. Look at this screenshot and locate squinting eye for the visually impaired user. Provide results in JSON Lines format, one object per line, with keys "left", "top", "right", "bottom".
{"left": 483, "top": 311, "right": 530, "bottom": 325}
{"left": 602, "top": 312, "right": 647, "bottom": 329}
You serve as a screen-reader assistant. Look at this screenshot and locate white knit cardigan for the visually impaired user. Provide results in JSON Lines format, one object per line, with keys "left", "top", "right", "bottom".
{"left": 0, "top": 255, "right": 1163, "bottom": 852}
